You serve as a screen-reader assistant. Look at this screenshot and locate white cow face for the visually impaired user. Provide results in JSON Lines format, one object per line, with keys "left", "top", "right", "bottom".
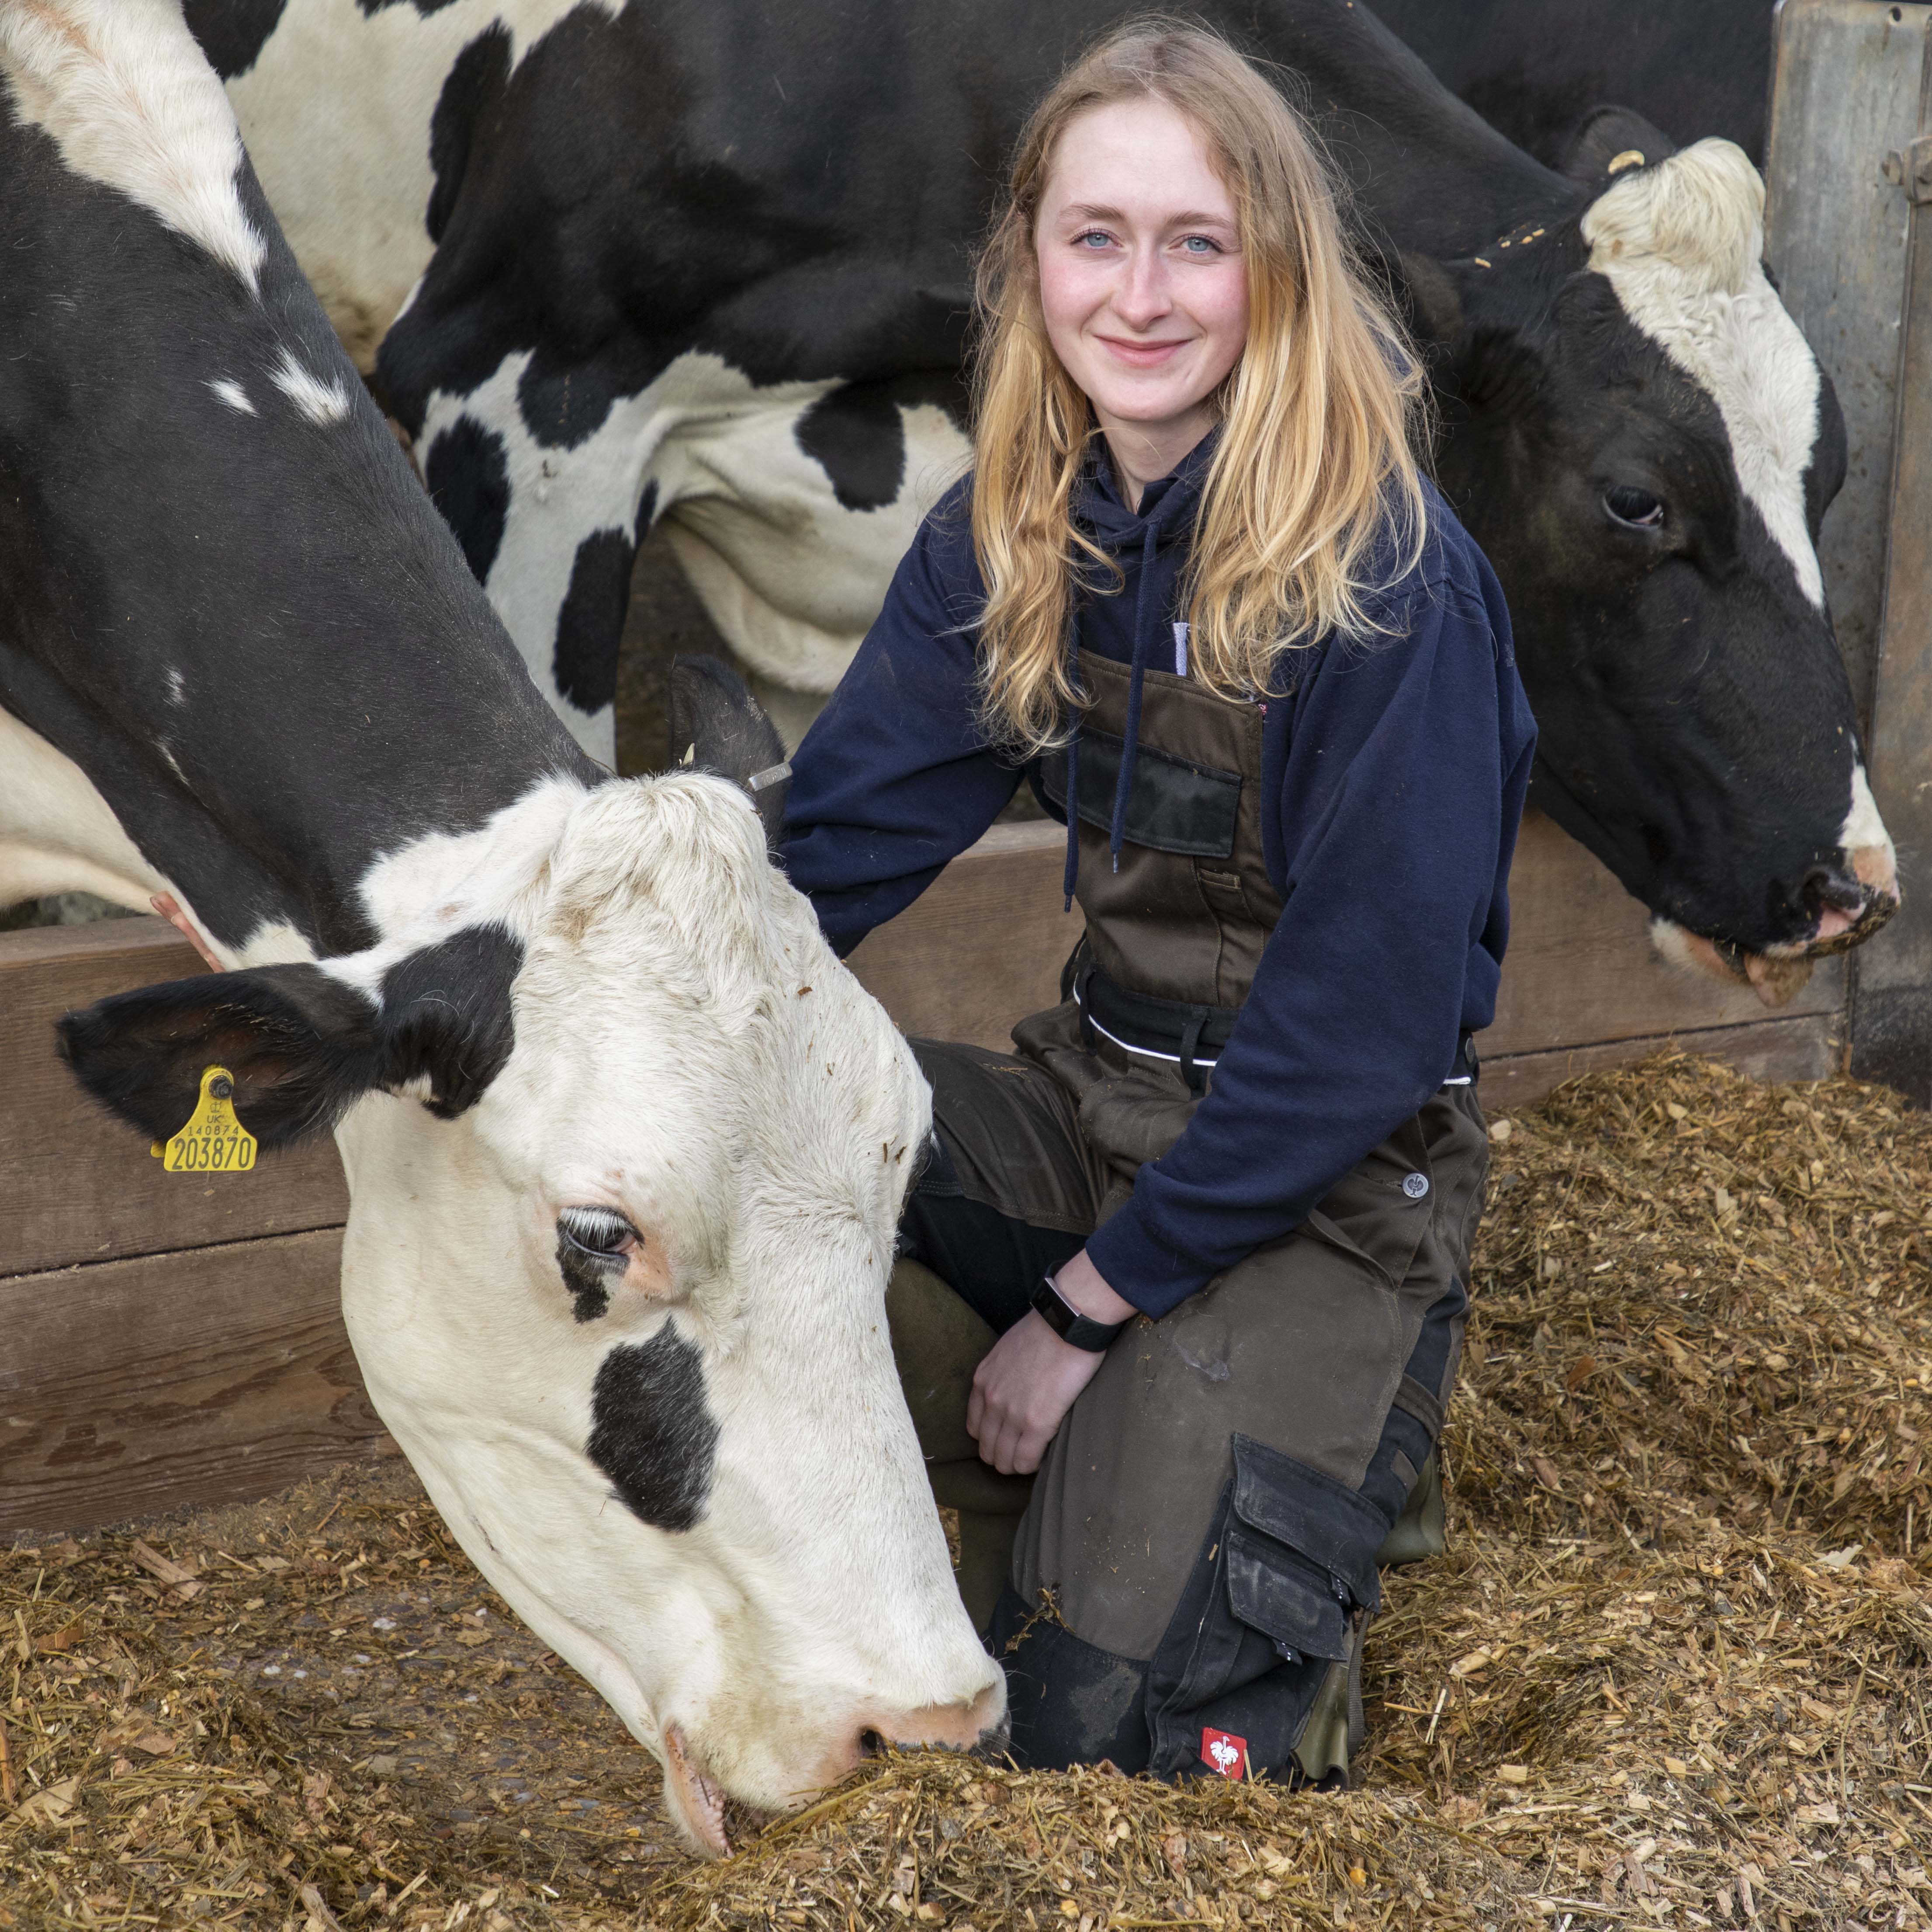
{"left": 58, "top": 772, "right": 1004, "bottom": 1856}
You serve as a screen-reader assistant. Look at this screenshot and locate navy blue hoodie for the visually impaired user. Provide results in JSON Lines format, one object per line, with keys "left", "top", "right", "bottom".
{"left": 783, "top": 440, "right": 1537, "bottom": 1318}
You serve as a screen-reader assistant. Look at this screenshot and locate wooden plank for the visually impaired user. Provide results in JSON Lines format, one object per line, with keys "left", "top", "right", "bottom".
{"left": 847, "top": 810, "right": 1845, "bottom": 1061}
{"left": 0, "top": 917, "right": 349, "bottom": 1279}
{"left": 1480, "top": 1013, "right": 1842, "bottom": 1115}
{"left": 1765, "top": 0, "right": 1932, "bottom": 716}
{"left": 0, "top": 1228, "right": 387, "bottom": 1535}
{"left": 1852, "top": 28, "right": 1932, "bottom": 1101}
{"left": 848, "top": 821, "right": 1075, "bottom": 1052}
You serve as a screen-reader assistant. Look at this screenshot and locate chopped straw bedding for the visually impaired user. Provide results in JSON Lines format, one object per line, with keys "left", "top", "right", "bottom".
{"left": 4, "top": 1053, "right": 1929, "bottom": 1932}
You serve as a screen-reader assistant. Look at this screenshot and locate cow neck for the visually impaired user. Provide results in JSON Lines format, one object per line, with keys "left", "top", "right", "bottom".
{"left": 1275, "top": 0, "right": 1581, "bottom": 258}
{"left": 0, "top": 136, "right": 601, "bottom": 962}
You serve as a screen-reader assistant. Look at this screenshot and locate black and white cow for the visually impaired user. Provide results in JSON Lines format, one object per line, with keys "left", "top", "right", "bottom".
{"left": 0, "top": 0, "right": 1002, "bottom": 1856}
{"left": 190, "top": 0, "right": 1895, "bottom": 1005}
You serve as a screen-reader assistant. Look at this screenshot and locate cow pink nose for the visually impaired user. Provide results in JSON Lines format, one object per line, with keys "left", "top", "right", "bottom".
{"left": 828, "top": 1679, "right": 1008, "bottom": 1780}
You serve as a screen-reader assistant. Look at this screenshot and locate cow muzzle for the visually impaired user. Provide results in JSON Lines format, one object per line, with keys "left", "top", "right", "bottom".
{"left": 659, "top": 1676, "right": 1008, "bottom": 1859}
{"left": 1652, "top": 848, "right": 1901, "bottom": 1008}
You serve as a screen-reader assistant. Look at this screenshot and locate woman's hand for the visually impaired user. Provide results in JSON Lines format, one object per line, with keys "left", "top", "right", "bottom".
{"left": 967, "top": 1249, "right": 1137, "bottom": 1475}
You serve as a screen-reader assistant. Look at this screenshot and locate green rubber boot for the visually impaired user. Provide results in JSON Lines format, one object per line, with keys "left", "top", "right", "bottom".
{"left": 1290, "top": 1609, "right": 1368, "bottom": 1789}
{"left": 885, "top": 1259, "right": 1033, "bottom": 1634}
{"left": 1374, "top": 1448, "right": 1445, "bottom": 1568}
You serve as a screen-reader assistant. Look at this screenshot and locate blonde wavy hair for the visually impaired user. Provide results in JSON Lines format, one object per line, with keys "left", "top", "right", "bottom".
{"left": 971, "top": 19, "right": 1430, "bottom": 752}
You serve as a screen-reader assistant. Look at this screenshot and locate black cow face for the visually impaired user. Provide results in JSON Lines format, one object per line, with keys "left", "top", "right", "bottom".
{"left": 1406, "top": 180, "right": 1889, "bottom": 971}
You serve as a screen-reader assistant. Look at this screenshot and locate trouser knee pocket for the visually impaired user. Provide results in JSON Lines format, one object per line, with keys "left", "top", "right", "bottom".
{"left": 1143, "top": 1435, "right": 1387, "bottom": 1782}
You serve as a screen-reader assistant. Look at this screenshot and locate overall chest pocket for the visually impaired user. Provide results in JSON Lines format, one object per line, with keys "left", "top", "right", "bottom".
{"left": 1040, "top": 729, "right": 1242, "bottom": 857}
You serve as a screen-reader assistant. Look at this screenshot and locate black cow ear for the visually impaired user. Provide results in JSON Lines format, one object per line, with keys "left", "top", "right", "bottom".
{"left": 668, "top": 654, "right": 790, "bottom": 855}
{"left": 377, "top": 926, "right": 523, "bottom": 1120}
{"left": 1561, "top": 106, "right": 1678, "bottom": 196}
{"left": 57, "top": 964, "right": 383, "bottom": 1151}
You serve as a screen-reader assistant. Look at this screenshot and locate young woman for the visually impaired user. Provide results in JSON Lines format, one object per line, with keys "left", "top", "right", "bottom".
{"left": 783, "top": 22, "right": 1536, "bottom": 1783}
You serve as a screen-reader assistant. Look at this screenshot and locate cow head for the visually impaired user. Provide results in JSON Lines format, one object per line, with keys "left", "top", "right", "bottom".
{"left": 57, "top": 675, "right": 1001, "bottom": 1856}
{"left": 1405, "top": 119, "right": 1898, "bottom": 1005}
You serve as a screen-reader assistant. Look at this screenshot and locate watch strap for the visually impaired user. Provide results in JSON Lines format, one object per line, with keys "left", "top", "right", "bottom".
{"left": 1030, "top": 1272, "right": 1129, "bottom": 1352}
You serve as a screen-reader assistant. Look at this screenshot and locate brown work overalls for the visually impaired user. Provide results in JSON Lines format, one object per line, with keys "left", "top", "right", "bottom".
{"left": 887, "top": 648, "right": 1489, "bottom": 1784}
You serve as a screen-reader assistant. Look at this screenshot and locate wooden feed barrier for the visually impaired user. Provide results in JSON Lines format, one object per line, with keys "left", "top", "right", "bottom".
{"left": 3, "top": 0, "right": 1929, "bottom": 1534}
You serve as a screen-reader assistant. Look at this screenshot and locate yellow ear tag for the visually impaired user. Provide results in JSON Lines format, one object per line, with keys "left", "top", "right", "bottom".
{"left": 150, "top": 1065, "right": 257, "bottom": 1173}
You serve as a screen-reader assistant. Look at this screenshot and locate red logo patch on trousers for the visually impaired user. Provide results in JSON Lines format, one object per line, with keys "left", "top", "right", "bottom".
{"left": 1201, "top": 1727, "right": 1248, "bottom": 1779}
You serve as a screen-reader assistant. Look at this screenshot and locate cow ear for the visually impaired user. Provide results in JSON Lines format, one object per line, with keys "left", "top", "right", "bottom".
{"left": 57, "top": 964, "right": 384, "bottom": 1151}
{"left": 1561, "top": 106, "right": 1678, "bottom": 197}
{"left": 377, "top": 925, "right": 523, "bottom": 1121}
{"left": 668, "top": 654, "right": 790, "bottom": 855}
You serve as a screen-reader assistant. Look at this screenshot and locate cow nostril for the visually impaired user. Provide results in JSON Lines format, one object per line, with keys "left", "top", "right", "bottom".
{"left": 1800, "top": 863, "right": 1865, "bottom": 918}
{"left": 857, "top": 1728, "right": 886, "bottom": 1760}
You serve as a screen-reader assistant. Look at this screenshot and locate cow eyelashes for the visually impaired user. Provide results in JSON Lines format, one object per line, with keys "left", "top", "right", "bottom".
{"left": 1604, "top": 486, "right": 1666, "bottom": 530}
{"left": 557, "top": 1207, "right": 640, "bottom": 1263}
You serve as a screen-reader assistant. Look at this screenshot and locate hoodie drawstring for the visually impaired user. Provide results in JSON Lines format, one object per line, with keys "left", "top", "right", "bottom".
{"left": 1109, "top": 519, "right": 1162, "bottom": 873}
{"left": 1062, "top": 627, "right": 1082, "bottom": 912}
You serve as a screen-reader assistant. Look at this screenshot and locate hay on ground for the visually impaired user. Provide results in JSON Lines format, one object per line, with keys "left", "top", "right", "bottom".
{"left": 3, "top": 1053, "right": 1929, "bottom": 1931}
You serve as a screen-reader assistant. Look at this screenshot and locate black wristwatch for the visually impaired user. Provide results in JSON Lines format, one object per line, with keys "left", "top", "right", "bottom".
{"left": 1029, "top": 1272, "right": 1131, "bottom": 1352}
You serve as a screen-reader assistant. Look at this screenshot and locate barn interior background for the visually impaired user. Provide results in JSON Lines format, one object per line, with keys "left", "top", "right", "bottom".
{"left": 0, "top": 0, "right": 1927, "bottom": 1541}
{"left": 2, "top": 5, "right": 1931, "bottom": 1929}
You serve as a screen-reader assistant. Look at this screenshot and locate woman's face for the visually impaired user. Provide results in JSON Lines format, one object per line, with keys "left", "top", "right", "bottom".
{"left": 1035, "top": 97, "right": 1249, "bottom": 465}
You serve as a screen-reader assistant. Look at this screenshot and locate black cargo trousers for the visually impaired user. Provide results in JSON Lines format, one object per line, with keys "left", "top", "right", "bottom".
{"left": 887, "top": 1001, "right": 1488, "bottom": 1784}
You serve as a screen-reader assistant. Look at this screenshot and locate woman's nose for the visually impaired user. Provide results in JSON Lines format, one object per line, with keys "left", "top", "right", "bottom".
{"left": 1111, "top": 248, "right": 1172, "bottom": 329}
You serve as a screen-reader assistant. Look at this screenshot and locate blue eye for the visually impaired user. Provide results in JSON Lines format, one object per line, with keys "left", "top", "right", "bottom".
{"left": 1181, "top": 235, "right": 1222, "bottom": 255}
{"left": 1076, "top": 230, "right": 1113, "bottom": 249}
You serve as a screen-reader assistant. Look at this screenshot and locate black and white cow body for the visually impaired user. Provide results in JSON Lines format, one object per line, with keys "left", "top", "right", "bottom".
{"left": 194, "top": 0, "right": 1896, "bottom": 1001}
{"left": 0, "top": 0, "right": 1001, "bottom": 1856}
{"left": 1374, "top": 0, "right": 1772, "bottom": 168}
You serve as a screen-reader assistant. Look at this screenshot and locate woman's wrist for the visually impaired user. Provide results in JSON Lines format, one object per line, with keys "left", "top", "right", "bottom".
{"left": 1051, "top": 1247, "right": 1139, "bottom": 1327}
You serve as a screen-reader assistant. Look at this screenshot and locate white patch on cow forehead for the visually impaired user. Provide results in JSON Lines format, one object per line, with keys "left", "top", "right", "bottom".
{"left": 208, "top": 377, "right": 256, "bottom": 416}
{"left": 270, "top": 349, "right": 352, "bottom": 426}
{"left": 1583, "top": 139, "right": 1825, "bottom": 613}
{"left": 0, "top": 0, "right": 267, "bottom": 294}
{"left": 165, "top": 668, "right": 186, "bottom": 706}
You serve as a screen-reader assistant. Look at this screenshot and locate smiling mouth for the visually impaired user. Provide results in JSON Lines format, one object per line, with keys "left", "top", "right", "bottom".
{"left": 1095, "top": 335, "right": 1191, "bottom": 365}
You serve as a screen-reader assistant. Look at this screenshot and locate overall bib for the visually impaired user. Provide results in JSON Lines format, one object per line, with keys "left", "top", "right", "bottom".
{"left": 889, "top": 650, "right": 1489, "bottom": 1783}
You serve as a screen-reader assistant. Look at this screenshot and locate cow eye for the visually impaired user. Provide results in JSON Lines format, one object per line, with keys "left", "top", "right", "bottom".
{"left": 557, "top": 1207, "right": 639, "bottom": 1261}
{"left": 1604, "top": 486, "right": 1665, "bottom": 530}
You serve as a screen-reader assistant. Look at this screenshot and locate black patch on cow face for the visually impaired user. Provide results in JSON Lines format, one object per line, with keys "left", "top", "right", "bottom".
{"left": 795, "top": 383, "right": 907, "bottom": 512}
{"left": 428, "top": 26, "right": 510, "bottom": 244}
{"left": 557, "top": 1239, "right": 612, "bottom": 1322}
{"left": 553, "top": 485, "right": 655, "bottom": 715}
{"left": 554, "top": 1207, "right": 638, "bottom": 1322}
{"left": 588, "top": 1324, "right": 719, "bottom": 1532}
{"left": 360, "top": 0, "right": 464, "bottom": 17}
{"left": 381, "top": 925, "right": 523, "bottom": 1119}
{"left": 424, "top": 415, "right": 512, "bottom": 586}
{"left": 182, "top": 0, "right": 288, "bottom": 77}
{"left": 1428, "top": 256, "right": 1864, "bottom": 949}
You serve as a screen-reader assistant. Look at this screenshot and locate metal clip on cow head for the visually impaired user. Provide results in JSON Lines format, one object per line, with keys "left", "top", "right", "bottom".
{"left": 667, "top": 655, "right": 791, "bottom": 856}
